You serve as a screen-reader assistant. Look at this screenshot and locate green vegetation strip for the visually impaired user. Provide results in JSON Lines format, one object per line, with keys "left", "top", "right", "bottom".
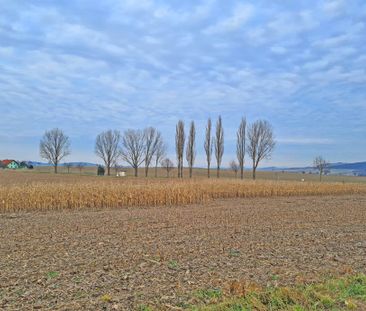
{"left": 141, "top": 274, "right": 366, "bottom": 310}
{"left": 191, "top": 274, "right": 366, "bottom": 311}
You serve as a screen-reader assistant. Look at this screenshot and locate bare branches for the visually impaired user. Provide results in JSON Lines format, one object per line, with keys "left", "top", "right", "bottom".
{"left": 229, "top": 160, "right": 239, "bottom": 178}
{"left": 40, "top": 128, "right": 71, "bottom": 174}
{"left": 204, "top": 118, "right": 213, "bottom": 178}
{"left": 65, "top": 162, "right": 73, "bottom": 174}
{"left": 175, "top": 120, "right": 185, "bottom": 178}
{"left": 153, "top": 138, "right": 166, "bottom": 178}
{"left": 121, "top": 129, "right": 145, "bottom": 177}
{"left": 186, "top": 121, "right": 196, "bottom": 178}
{"left": 247, "top": 120, "right": 275, "bottom": 180}
{"left": 95, "top": 130, "right": 121, "bottom": 176}
{"left": 214, "top": 116, "right": 224, "bottom": 178}
{"left": 313, "top": 156, "right": 329, "bottom": 182}
{"left": 236, "top": 117, "right": 246, "bottom": 179}
{"left": 161, "top": 158, "right": 174, "bottom": 177}
{"left": 143, "top": 127, "right": 163, "bottom": 177}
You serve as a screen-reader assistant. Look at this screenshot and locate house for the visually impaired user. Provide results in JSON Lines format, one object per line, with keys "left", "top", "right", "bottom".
{"left": 19, "top": 161, "right": 33, "bottom": 169}
{"left": 1, "top": 159, "right": 19, "bottom": 169}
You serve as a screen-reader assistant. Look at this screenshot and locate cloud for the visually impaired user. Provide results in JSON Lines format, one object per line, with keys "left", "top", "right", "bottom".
{"left": 270, "top": 46, "right": 287, "bottom": 55}
{"left": 203, "top": 3, "right": 254, "bottom": 34}
{"left": 0, "top": 0, "right": 365, "bottom": 165}
{"left": 278, "top": 138, "right": 334, "bottom": 145}
{"left": 322, "top": 0, "right": 345, "bottom": 16}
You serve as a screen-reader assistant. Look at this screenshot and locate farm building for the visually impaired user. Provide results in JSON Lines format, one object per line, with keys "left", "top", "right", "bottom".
{"left": 0, "top": 160, "right": 33, "bottom": 169}
{"left": 19, "top": 161, "right": 33, "bottom": 169}
{"left": 1, "top": 159, "right": 19, "bottom": 169}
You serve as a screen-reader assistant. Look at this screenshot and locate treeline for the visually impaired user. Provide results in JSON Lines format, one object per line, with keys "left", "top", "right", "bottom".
{"left": 39, "top": 116, "right": 275, "bottom": 179}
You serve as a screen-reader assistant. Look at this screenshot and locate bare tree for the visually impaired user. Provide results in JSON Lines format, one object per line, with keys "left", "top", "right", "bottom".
{"left": 186, "top": 121, "right": 196, "bottom": 178}
{"left": 247, "top": 120, "right": 275, "bottom": 180}
{"left": 143, "top": 127, "right": 162, "bottom": 177}
{"left": 204, "top": 118, "right": 213, "bottom": 178}
{"left": 40, "top": 128, "right": 71, "bottom": 174}
{"left": 214, "top": 116, "right": 224, "bottom": 178}
{"left": 121, "top": 129, "right": 145, "bottom": 177}
{"left": 95, "top": 130, "right": 121, "bottom": 176}
{"left": 65, "top": 162, "right": 72, "bottom": 174}
{"left": 161, "top": 158, "right": 174, "bottom": 177}
{"left": 230, "top": 160, "right": 239, "bottom": 178}
{"left": 76, "top": 163, "right": 84, "bottom": 175}
{"left": 175, "top": 120, "right": 185, "bottom": 178}
{"left": 153, "top": 139, "right": 166, "bottom": 178}
{"left": 236, "top": 117, "right": 246, "bottom": 179}
{"left": 313, "top": 156, "right": 329, "bottom": 182}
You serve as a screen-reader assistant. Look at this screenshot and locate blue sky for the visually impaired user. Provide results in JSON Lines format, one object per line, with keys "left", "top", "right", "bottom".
{"left": 0, "top": 0, "right": 365, "bottom": 167}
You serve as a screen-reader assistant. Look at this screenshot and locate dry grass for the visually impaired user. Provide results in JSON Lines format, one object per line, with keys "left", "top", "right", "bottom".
{"left": 1, "top": 170, "right": 366, "bottom": 212}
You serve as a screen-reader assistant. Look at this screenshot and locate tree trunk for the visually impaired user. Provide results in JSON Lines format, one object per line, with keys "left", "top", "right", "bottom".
{"left": 207, "top": 164, "right": 210, "bottom": 178}
{"left": 217, "top": 166, "right": 220, "bottom": 178}
{"left": 252, "top": 167, "right": 256, "bottom": 180}
{"left": 107, "top": 166, "right": 110, "bottom": 176}
{"left": 134, "top": 167, "right": 138, "bottom": 177}
{"left": 54, "top": 165, "right": 58, "bottom": 174}
{"left": 155, "top": 165, "right": 158, "bottom": 178}
{"left": 240, "top": 167, "right": 244, "bottom": 179}
{"left": 189, "top": 167, "right": 192, "bottom": 178}
{"left": 145, "top": 166, "right": 148, "bottom": 177}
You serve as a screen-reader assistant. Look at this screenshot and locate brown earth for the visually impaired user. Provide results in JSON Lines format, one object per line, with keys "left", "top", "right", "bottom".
{"left": 1, "top": 195, "right": 366, "bottom": 310}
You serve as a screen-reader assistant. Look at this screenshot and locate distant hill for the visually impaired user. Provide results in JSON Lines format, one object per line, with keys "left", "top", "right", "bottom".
{"left": 261, "top": 161, "right": 366, "bottom": 177}
{"left": 27, "top": 161, "right": 98, "bottom": 167}
{"left": 328, "top": 162, "right": 366, "bottom": 170}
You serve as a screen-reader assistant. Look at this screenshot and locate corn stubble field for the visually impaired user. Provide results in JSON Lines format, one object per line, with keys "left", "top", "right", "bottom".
{"left": 1, "top": 170, "right": 366, "bottom": 310}
{"left": 1, "top": 170, "right": 366, "bottom": 212}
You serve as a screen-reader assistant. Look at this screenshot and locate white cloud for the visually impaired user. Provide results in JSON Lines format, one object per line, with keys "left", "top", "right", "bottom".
{"left": 270, "top": 46, "right": 287, "bottom": 55}
{"left": 322, "top": 0, "right": 345, "bottom": 16}
{"left": 203, "top": 3, "right": 254, "bottom": 34}
{"left": 278, "top": 138, "right": 334, "bottom": 145}
{"left": 268, "top": 10, "right": 318, "bottom": 37}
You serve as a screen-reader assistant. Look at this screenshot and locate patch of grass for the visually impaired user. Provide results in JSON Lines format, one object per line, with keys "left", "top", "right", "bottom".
{"left": 228, "top": 249, "right": 240, "bottom": 257}
{"left": 101, "top": 294, "right": 112, "bottom": 303}
{"left": 191, "top": 274, "right": 366, "bottom": 310}
{"left": 137, "top": 304, "right": 154, "bottom": 311}
{"left": 46, "top": 271, "right": 59, "bottom": 280}
{"left": 195, "top": 289, "right": 222, "bottom": 302}
{"left": 168, "top": 260, "right": 179, "bottom": 270}
{"left": 15, "top": 289, "right": 24, "bottom": 297}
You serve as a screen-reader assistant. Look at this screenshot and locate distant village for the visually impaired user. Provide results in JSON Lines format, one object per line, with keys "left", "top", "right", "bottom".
{"left": 0, "top": 159, "right": 33, "bottom": 170}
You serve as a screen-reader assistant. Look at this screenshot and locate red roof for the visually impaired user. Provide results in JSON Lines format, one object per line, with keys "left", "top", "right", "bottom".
{"left": 1, "top": 159, "right": 16, "bottom": 166}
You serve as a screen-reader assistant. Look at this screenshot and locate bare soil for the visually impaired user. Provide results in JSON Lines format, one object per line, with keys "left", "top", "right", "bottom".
{"left": 1, "top": 195, "right": 366, "bottom": 310}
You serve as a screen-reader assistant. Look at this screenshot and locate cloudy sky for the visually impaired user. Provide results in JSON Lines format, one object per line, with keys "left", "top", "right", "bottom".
{"left": 0, "top": 0, "right": 365, "bottom": 167}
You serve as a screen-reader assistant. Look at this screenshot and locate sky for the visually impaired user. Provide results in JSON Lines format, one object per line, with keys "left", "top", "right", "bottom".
{"left": 0, "top": 0, "right": 365, "bottom": 167}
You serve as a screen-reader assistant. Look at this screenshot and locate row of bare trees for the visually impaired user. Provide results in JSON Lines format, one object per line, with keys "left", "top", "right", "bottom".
{"left": 175, "top": 116, "right": 275, "bottom": 180}
{"left": 95, "top": 128, "right": 166, "bottom": 176}
{"left": 39, "top": 117, "right": 275, "bottom": 179}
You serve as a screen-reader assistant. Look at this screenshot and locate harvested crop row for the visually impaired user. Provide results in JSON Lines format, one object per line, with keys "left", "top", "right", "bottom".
{"left": 1, "top": 179, "right": 366, "bottom": 212}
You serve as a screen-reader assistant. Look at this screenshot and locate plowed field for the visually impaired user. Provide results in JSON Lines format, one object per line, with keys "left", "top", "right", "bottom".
{"left": 1, "top": 195, "right": 366, "bottom": 310}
